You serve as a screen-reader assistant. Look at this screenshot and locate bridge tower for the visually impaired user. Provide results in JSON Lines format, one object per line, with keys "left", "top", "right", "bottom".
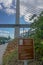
{"left": 15, "top": 0, "right": 20, "bottom": 38}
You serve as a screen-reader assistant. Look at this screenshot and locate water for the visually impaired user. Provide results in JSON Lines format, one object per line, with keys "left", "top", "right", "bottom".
{"left": 0, "top": 43, "right": 8, "bottom": 65}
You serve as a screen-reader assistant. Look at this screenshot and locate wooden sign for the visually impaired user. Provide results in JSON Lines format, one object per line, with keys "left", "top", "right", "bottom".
{"left": 18, "top": 38, "right": 34, "bottom": 60}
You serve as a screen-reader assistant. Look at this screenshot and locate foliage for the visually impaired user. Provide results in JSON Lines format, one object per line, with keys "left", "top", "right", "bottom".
{"left": 0, "top": 36, "right": 11, "bottom": 44}
{"left": 3, "top": 48, "right": 18, "bottom": 65}
{"left": 30, "top": 11, "right": 43, "bottom": 61}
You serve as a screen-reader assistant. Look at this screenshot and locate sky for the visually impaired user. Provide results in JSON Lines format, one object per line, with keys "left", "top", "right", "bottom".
{"left": 0, "top": 0, "right": 43, "bottom": 38}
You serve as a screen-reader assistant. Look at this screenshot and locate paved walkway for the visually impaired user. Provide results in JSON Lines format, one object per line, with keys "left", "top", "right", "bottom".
{"left": 0, "top": 43, "right": 8, "bottom": 65}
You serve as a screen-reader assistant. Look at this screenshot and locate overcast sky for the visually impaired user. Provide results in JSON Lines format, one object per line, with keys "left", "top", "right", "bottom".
{"left": 0, "top": 0, "right": 43, "bottom": 38}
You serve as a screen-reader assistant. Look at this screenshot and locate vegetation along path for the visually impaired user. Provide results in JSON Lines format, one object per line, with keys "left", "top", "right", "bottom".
{"left": 0, "top": 43, "right": 8, "bottom": 65}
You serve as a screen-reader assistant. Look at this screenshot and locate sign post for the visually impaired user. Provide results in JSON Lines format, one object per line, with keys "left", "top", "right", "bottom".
{"left": 18, "top": 38, "right": 34, "bottom": 65}
{"left": 24, "top": 60, "right": 27, "bottom": 65}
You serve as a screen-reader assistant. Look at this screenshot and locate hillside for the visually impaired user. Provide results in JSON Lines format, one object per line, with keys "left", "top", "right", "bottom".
{"left": 3, "top": 38, "right": 24, "bottom": 65}
{"left": 3, "top": 38, "right": 42, "bottom": 65}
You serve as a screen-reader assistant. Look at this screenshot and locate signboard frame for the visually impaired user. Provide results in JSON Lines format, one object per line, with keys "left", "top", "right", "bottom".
{"left": 18, "top": 38, "right": 35, "bottom": 61}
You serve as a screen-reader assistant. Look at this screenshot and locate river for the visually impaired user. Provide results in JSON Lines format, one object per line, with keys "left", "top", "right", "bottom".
{"left": 0, "top": 43, "right": 8, "bottom": 65}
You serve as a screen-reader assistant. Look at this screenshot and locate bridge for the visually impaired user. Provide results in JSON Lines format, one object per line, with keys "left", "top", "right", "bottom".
{"left": 0, "top": 24, "right": 31, "bottom": 28}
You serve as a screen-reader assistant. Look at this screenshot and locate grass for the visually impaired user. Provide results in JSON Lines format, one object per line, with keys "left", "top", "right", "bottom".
{"left": 3, "top": 47, "right": 18, "bottom": 65}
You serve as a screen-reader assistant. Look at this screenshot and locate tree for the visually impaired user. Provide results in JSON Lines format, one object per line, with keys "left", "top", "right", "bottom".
{"left": 8, "top": 36, "right": 11, "bottom": 40}
{"left": 29, "top": 11, "right": 43, "bottom": 61}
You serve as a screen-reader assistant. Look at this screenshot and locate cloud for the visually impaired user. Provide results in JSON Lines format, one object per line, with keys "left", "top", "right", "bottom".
{"left": 20, "top": 4, "right": 28, "bottom": 17}
{"left": 20, "top": 30, "right": 28, "bottom": 34}
{"left": 0, "top": 5, "right": 3, "bottom": 9}
{"left": 5, "top": 8, "right": 16, "bottom": 15}
{"left": 20, "top": 0, "right": 43, "bottom": 23}
{"left": 0, "top": 30, "right": 9, "bottom": 33}
{"left": 0, "top": 0, "right": 13, "bottom": 8}
{"left": 20, "top": 0, "right": 36, "bottom": 23}
{"left": 0, "top": 0, "right": 43, "bottom": 23}
{"left": 0, "top": 30, "right": 9, "bottom": 38}
{"left": 0, "top": 0, "right": 16, "bottom": 14}
{"left": 0, "top": 30, "right": 14, "bottom": 39}
{"left": 10, "top": 33, "right": 14, "bottom": 39}
{"left": 24, "top": 13, "right": 33, "bottom": 23}
{"left": 37, "top": 6, "right": 43, "bottom": 9}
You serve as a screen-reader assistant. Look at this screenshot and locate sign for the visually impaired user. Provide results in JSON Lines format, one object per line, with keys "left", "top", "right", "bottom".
{"left": 18, "top": 38, "right": 34, "bottom": 60}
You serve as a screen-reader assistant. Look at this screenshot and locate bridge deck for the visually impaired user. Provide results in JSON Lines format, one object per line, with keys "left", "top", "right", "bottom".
{"left": 0, "top": 24, "right": 31, "bottom": 28}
